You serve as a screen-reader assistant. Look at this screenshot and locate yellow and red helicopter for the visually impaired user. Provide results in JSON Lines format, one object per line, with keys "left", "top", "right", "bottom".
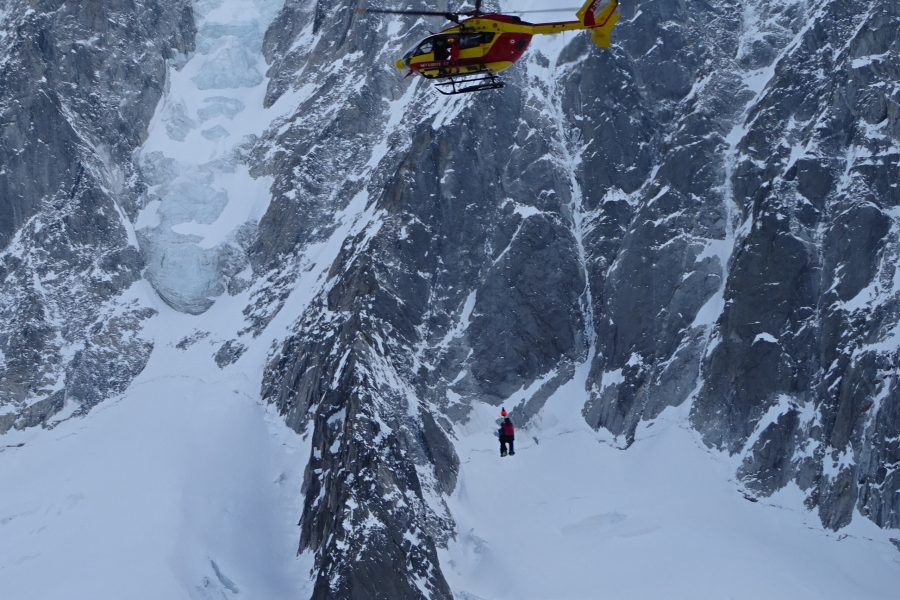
{"left": 365, "top": 0, "right": 620, "bottom": 94}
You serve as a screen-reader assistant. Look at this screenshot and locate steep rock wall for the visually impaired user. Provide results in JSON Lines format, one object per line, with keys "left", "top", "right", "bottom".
{"left": 255, "top": 1, "right": 898, "bottom": 596}
{"left": 0, "top": 1, "right": 194, "bottom": 431}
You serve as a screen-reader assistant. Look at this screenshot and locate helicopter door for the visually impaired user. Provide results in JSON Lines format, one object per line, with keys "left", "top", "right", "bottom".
{"left": 432, "top": 37, "right": 450, "bottom": 61}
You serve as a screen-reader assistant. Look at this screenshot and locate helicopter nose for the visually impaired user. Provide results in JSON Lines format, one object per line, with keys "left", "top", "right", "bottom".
{"left": 395, "top": 58, "right": 405, "bottom": 71}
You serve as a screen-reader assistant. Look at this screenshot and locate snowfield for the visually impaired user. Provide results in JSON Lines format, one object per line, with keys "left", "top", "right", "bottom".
{"left": 0, "top": 282, "right": 314, "bottom": 600}
{"left": 2, "top": 335, "right": 898, "bottom": 599}
{"left": 443, "top": 370, "right": 900, "bottom": 599}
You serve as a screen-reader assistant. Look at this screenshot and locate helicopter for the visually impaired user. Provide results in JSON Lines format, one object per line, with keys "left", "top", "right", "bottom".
{"left": 364, "top": 0, "right": 620, "bottom": 95}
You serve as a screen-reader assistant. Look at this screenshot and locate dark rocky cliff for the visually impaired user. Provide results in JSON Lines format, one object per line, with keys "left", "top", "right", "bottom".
{"left": 0, "top": 0, "right": 195, "bottom": 432}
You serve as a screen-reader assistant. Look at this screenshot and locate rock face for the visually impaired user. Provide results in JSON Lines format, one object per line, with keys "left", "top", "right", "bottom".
{"left": 682, "top": 0, "right": 900, "bottom": 530}
{"left": 255, "top": 0, "right": 898, "bottom": 595}
{"left": 1, "top": 0, "right": 898, "bottom": 597}
{"left": 0, "top": 1, "right": 194, "bottom": 431}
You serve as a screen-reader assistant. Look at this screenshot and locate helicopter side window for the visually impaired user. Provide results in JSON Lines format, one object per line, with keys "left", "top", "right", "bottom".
{"left": 460, "top": 32, "right": 494, "bottom": 50}
{"left": 414, "top": 41, "right": 433, "bottom": 56}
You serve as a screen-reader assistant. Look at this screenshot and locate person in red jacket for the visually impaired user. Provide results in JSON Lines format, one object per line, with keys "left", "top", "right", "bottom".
{"left": 499, "top": 417, "right": 515, "bottom": 457}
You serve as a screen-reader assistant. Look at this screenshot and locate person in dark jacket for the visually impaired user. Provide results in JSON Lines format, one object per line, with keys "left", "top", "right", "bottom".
{"left": 499, "top": 417, "right": 515, "bottom": 457}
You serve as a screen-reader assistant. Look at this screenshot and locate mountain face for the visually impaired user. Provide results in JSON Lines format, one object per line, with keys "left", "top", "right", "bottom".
{"left": 1, "top": 0, "right": 898, "bottom": 598}
{"left": 0, "top": 0, "right": 194, "bottom": 432}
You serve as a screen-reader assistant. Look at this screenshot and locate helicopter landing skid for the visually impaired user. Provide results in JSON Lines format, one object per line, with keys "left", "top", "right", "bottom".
{"left": 434, "top": 71, "right": 504, "bottom": 95}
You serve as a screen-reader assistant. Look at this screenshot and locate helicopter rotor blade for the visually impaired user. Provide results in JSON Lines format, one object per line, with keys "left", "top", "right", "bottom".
{"left": 361, "top": 8, "right": 456, "bottom": 17}
{"left": 506, "top": 7, "right": 582, "bottom": 13}
{"left": 359, "top": 7, "right": 460, "bottom": 21}
{"left": 359, "top": 3, "right": 583, "bottom": 20}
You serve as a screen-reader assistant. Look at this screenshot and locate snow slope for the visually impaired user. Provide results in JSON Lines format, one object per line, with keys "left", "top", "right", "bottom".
{"left": 442, "top": 367, "right": 900, "bottom": 599}
{"left": 0, "top": 283, "right": 314, "bottom": 599}
{"left": 2, "top": 314, "right": 897, "bottom": 600}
